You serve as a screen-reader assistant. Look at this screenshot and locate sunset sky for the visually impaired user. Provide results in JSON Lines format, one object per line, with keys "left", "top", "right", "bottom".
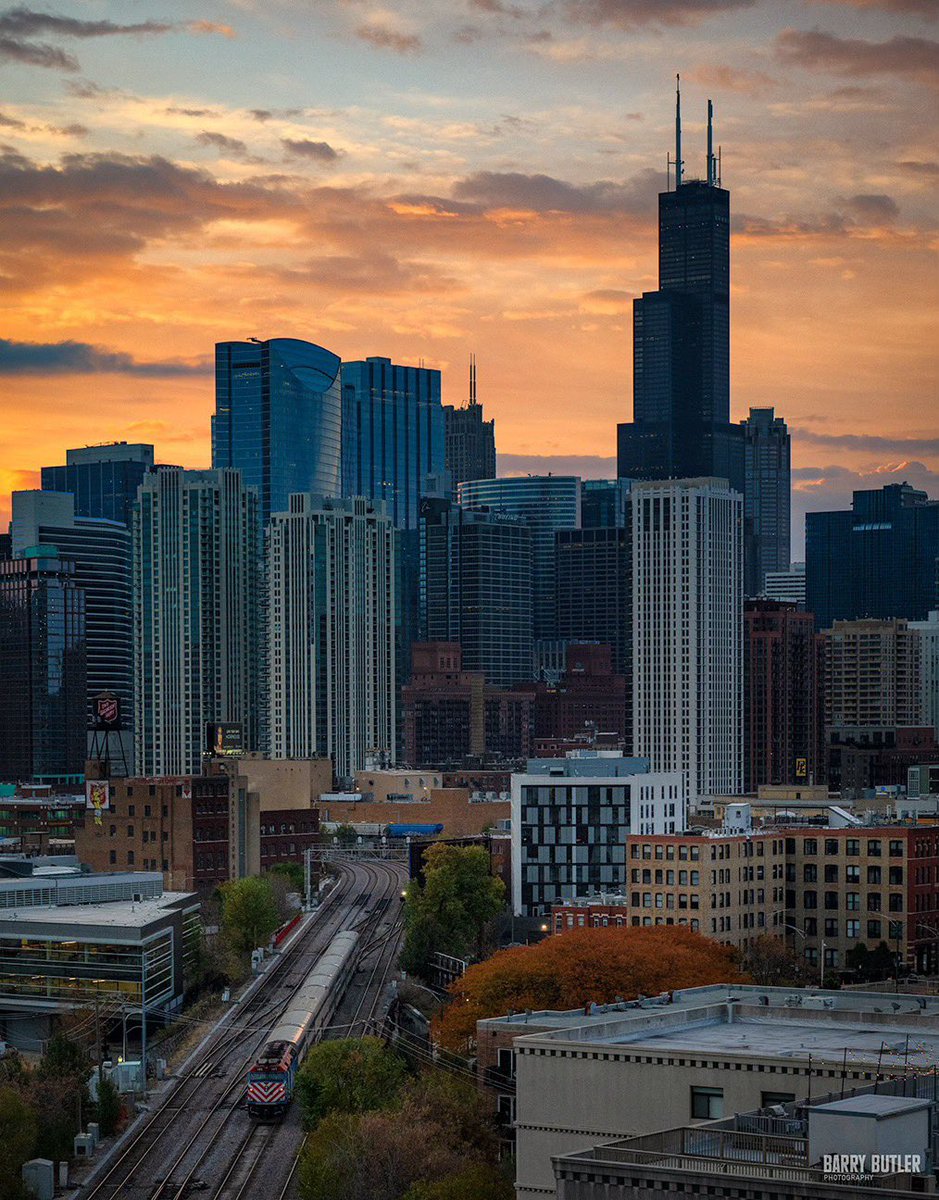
{"left": 1, "top": 0, "right": 937, "bottom": 547}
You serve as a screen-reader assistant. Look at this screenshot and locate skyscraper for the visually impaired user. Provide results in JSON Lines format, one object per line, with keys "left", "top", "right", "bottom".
{"left": 443, "top": 355, "right": 496, "bottom": 486}
{"left": 744, "top": 600, "right": 824, "bottom": 791}
{"left": 910, "top": 611, "right": 939, "bottom": 739}
{"left": 41, "top": 442, "right": 155, "bottom": 526}
{"left": 11, "top": 490, "right": 134, "bottom": 770}
{"left": 617, "top": 85, "right": 743, "bottom": 493}
{"left": 134, "top": 468, "right": 261, "bottom": 776}
{"left": 267, "top": 494, "right": 396, "bottom": 780}
{"left": 421, "top": 497, "right": 533, "bottom": 688}
{"left": 741, "top": 407, "right": 790, "bottom": 597}
{"left": 340, "top": 356, "right": 445, "bottom": 531}
{"left": 632, "top": 477, "right": 743, "bottom": 802}
{"left": 0, "top": 550, "right": 86, "bottom": 783}
{"left": 457, "top": 475, "right": 580, "bottom": 642}
{"left": 212, "top": 338, "right": 342, "bottom": 524}
{"left": 806, "top": 483, "right": 939, "bottom": 630}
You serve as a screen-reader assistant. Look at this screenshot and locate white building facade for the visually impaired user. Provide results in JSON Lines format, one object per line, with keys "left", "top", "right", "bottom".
{"left": 510, "top": 752, "right": 686, "bottom": 916}
{"left": 910, "top": 610, "right": 939, "bottom": 740}
{"left": 267, "top": 494, "right": 395, "bottom": 781}
{"left": 632, "top": 477, "right": 743, "bottom": 805}
{"left": 134, "top": 468, "right": 260, "bottom": 776}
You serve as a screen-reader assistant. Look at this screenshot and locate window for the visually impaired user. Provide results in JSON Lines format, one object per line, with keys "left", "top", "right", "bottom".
{"left": 846, "top": 839, "right": 860, "bottom": 857}
{"left": 889, "top": 840, "right": 904, "bottom": 858}
{"left": 825, "top": 918, "right": 838, "bottom": 937}
{"left": 804, "top": 839, "right": 817, "bottom": 856}
{"left": 803, "top": 864, "right": 817, "bottom": 883}
{"left": 127, "top": 804, "right": 135, "bottom": 817}
{"left": 804, "top": 917, "right": 818, "bottom": 935}
{"left": 868, "top": 840, "right": 882, "bottom": 857}
{"left": 824, "top": 865, "right": 839, "bottom": 883}
{"left": 691, "top": 1087, "right": 724, "bottom": 1120}
{"left": 803, "top": 891, "right": 817, "bottom": 909}
{"left": 824, "top": 891, "right": 839, "bottom": 910}
{"left": 868, "top": 919, "right": 882, "bottom": 939}
{"left": 889, "top": 894, "right": 904, "bottom": 912}
{"left": 497, "top": 1049, "right": 515, "bottom": 1078}
{"left": 127, "top": 850, "right": 135, "bottom": 865}
{"left": 825, "top": 839, "right": 838, "bottom": 855}
{"left": 846, "top": 893, "right": 860, "bottom": 910}
{"left": 846, "top": 866, "right": 860, "bottom": 884}
{"left": 108, "top": 850, "right": 116, "bottom": 864}
{"left": 868, "top": 866, "right": 882, "bottom": 884}
{"left": 846, "top": 919, "right": 860, "bottom": 938}
{"left": 889, "top": 867, "right": 904, "bottom": 886}
{"left": 868, "top": 892, "right": 882, "bottom": 912}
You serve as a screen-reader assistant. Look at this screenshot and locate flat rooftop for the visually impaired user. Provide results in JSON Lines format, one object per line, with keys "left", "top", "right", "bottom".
{"left": 607, "top": 1015, "right": 939, "bottom": 1070}
{"left": 0, "top": 891, "right": 196, "bottom": 932}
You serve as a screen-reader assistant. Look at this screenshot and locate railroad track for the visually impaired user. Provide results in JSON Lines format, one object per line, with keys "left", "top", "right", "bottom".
{"left": 76, "top": 860, "right": 395, "bottom": 1200}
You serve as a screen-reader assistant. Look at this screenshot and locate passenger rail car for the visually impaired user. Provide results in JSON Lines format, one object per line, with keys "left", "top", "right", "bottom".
{"left": 246, "top": 930, "right": 358, "bottom": 1119}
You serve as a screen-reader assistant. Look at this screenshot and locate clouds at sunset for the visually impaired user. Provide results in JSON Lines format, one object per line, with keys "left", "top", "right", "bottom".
{"left": 0, "top": 0, "right": 935, "bottom": 548}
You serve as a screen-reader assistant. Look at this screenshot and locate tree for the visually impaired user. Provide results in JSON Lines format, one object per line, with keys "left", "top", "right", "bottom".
{"left": 37, "top": 1031, "right": 89, "bottom": 1082}
{"left": 332, "top": 825, "right": 357, "bottom": 848}
{"left": 433, "top": 924, "right": 743, "bottom": 1052}
{"left": 295, "top": 1038, "right": 408, "bottom": 1129}
{"left": 740, "top": 935, "right": 809, "bottom": 987}
{"left": 0, "top": 1087, "right": 37, "bottom": 1199}
{"left": 267, "top": 861, "right": 305, "bottom": 893}
{"left": 401, "top": 845, "right": 505, "bottom": 977}
{"left": 403, "top": 1164, "right": 514, "bottom": 1200}
{"left": 219, "top": 876, "right": 281, "bottom": 954}
{"left": 95, "top": 1075, "right": 122, "bottom": 1138}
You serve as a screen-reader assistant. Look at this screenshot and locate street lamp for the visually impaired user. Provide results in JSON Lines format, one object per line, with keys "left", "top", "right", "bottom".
{"left": 771, "top": 909, "right": 826, "bottom": 988}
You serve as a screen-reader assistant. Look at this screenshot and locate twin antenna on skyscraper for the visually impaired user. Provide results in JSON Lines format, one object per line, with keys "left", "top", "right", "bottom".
{"left": 668, "top": 74, "right": 721, "bottom": 191}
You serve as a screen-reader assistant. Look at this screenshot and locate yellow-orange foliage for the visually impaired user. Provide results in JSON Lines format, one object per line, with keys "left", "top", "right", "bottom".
{"left": 433, "top": 925, "right": 745, "bottom": 1052}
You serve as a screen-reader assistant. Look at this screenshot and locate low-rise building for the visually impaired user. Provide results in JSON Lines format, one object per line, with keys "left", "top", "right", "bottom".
{"left": 0, "top": 785, "right": 85, "bottom": 854}
{"left": 0, "top": 868, "right": 200, "bottom": 1051}
{"left": 486, "top": 983, "right": 939, "bottom": 1200}
{"left": 320, "top": 787, "right": 509, "bottom": 840}
{"left": 511, "top": 752, "right": 686, "bottom": 917}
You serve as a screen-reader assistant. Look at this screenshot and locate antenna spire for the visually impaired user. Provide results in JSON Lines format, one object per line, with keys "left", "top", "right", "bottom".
{"left": 469, "top": 353, "right": 477, "bottom": 406}
{"left": 675, "top": 73, "right": 683, "bottom": 189}
{"left": 707, "top": 99, "right": 714, "bottom": 186}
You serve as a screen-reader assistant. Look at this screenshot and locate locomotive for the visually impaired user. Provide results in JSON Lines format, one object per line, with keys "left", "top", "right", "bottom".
{"left": 246, "top": 929, "right": 358, "bottom": 1119}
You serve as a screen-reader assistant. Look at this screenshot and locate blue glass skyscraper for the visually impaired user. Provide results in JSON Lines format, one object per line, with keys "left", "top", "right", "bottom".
{"left": 42, "top": 442, "right": 155, "bottom": 527}
{"left": 212, "top": 338, "right": 342, "bottom": 523}
{"left": 340, "top": 356, "right": 445, "bottom": 531}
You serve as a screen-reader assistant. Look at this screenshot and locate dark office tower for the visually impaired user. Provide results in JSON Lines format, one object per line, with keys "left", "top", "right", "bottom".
{"left": 340, "top": 356, "right": 445, "bottom": 531}
{"left": 0, "top": 551, "right": 85, "bottom": 783}
{"left": 457, "top": 476, "right": 581, "bottom": 642}
{"left": 744, "top": 600, "right": 824, "bottom": 791}
{"left": 213, "top": 338, "right": 342, "bottom": 524}
{"left": 443, "top": 355, "right": 496, "bottom": 486}
{"left": 41, "top": 442, "right": 155, "bottom": 527}
{"left": 617, "top": 84, "right": 743, "bottom": 493}
{"left": 11, "top": 491, "right": 134, "bottom": 771}
{"left": 421, "top": 498, "right": 533, "bottom": 688}
{"left": 741, "top": 407, "right": 791, "bottom": 598}
{"left": 581, "top": 478, "right": 631, "bottom": 529}
{"left": 806, "top": 483, "right": 939, "bottom": 630}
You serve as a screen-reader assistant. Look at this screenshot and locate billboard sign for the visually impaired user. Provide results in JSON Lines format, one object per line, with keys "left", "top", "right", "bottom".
{"left": 86, "top": 780, "right": 110, "bottom": 825}
{"left": 206, "top": 723, "right": 244, "bottom": 756}
{"left": 94, "top": 693, "right": 121, "bottom": 730}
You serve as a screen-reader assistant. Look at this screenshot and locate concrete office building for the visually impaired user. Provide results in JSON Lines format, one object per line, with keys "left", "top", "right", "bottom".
{"left": 511, "top": 752, "right": 686, "bottom": 917}
{"left": 481, "top": 983, "right": 939, "bottom": 1200}
{"left": 825, "top": 618, "right": 922, "bottom": 731}
{"left": 41, "top": 442, "right": 155, "bottom": 527}
{"left": 632, "top": 478, "right": 743, "bottom": 804}
{"left": 762, "top": 561, "right": 806, "bottom": 608}
{"left": 0, "top": 869, "right": 200, "bottom": 1052}
{"left": 910, "top": 610, "right": 939, "bottom": 739}
{"left": 458, "top": 475, "right": 581, "bottom": 643}
{"left": 267, "top": 494, "right": 395, "bottom": 780}
{"left": 134, "top": 468, "right": 261, "bottom": 777}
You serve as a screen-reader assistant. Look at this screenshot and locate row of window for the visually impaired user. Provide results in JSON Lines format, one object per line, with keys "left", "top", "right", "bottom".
{"left": 796, "top": 864, "right": 904, "bottom": 884}
{"left": 786, "top": 837, "right": 906, "bottom": 857}
{"left": 792, "top": 890, "right": 904, "bottom": 912}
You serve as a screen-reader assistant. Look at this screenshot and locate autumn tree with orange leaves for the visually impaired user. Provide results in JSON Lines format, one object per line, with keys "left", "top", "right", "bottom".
{"left": 433, "top": 924, "right": 744, "bottom": 1052}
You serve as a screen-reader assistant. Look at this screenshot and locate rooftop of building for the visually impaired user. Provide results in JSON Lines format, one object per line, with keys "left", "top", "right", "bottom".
{"left": 516, "top": 753, "right": 654, "bottom": 778}
{"left": 0, "top": 889, "right": 196, "bottom": 931}
{"left": 484, "top": 984, "right": 939, "bottom": 1069}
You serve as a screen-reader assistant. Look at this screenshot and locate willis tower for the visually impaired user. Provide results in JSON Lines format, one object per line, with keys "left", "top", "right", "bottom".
{"left": 617, "top": 80, "right": 743, "bottom": 492}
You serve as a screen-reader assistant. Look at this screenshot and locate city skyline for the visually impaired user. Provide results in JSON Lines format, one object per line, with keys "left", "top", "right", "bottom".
{"left": 1, "top": 1, "right": 937, "bottom": 545}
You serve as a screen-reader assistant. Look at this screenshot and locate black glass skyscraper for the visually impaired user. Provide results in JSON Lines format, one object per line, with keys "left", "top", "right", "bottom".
{"left": 213, "top": 338, "right": 342, "bottom": 524}
{"left": 617, "top": 85, "right": 743, "bottom": 492}
{"left": 42, "top": 443, "right": 155, "bottom": 527}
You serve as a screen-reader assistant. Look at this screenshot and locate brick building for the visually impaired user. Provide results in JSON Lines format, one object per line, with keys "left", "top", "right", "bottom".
{"left": 744, "top": 600, "right": 824, "bottom": 790}
{"left": 532, "top": 643, "right": 629, "bottom": 748}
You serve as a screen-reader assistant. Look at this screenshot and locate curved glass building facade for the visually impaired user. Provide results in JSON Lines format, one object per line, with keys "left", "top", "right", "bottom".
{"left": 212, "top": 338, "right": 342, "bottom": 522}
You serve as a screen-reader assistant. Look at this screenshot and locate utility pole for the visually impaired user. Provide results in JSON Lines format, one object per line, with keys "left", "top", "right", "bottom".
{"left": 94, "top": 992, "right": 103, "bottom": 1088}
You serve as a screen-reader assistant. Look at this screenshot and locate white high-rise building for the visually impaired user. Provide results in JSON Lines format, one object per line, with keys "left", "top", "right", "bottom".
{"left": 134, "top": 468, "right": 261, "bottom": 776}
{"left": 268, "top": 494, "right": 395, "bottom": 781}
{"left": 632, "top": 477, "right": 743, "bottom": 804}
{"left": 906, "top": 611, "right": 938, "bottom": 738}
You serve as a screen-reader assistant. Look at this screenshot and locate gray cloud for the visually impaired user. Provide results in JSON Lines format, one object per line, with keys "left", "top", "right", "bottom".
{"left": 795, "top": 430, "right": 939, "bottom": 455}
{"left": 281, "top": 138, "right": 340, "bottom": 163}
{"left": 0, "top": 32, "right": 76, "bottom": 68}
{"left": 844, "top": 193, "right": 900, "bottom": 222}
{"left": 808, "top": 0, "right": 938, "bottom": 17}
{"left": 194, "top": 130, "right": 266, "bottom": 163}
{"left": 451, "top": 167, "right": 661, "bottom": 214}
{"left": 0, "top": 338, "right": 210, "bottom": 375}
{"left": 776, "top": 29, "right": 939, "bottom": 89}
{"left": 898, "top": 159, "right": 939, "bottom": 174}
{"left": 354, "top": 22, "right": 422, "bottom": 53}
{"left": 563, "top": 0, "right": 756, "bottom": 28}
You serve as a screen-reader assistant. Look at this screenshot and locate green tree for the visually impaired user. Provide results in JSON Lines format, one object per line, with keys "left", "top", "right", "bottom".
{"left": 295, "top": 1037, "right": 407, "bottom": 1129}
{"left": 219, "top": 876, "right": 281, "bottom": 954}
{"left": 0, "top": 1086, "right": 37, "bottom": 1199}
{"left": 401, "top": 845, "right": 505, "bottom": 977}
{"left": 37, "top": 1031, "right": 89, "bottom": 1082}
{"left": 332, "top": 825, "right": 357, "bottom": 848}
{"left": 403, "top": 1164, "right": 514, "bottom": 1200}
{"left": 95, "top": 1075, "right": 122, "bottom": 1138}
{"left": 267, "top": 861, "right": 305, "bottom": 893}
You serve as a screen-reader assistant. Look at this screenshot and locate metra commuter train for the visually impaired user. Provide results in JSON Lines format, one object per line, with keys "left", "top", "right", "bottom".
{"left": 246, "top": 930, "right": 358, "bottom": 1119}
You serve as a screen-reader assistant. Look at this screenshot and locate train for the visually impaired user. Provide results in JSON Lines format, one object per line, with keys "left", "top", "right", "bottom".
{"left": 245, "top": 929, "right": 359, "bottom": 1119}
